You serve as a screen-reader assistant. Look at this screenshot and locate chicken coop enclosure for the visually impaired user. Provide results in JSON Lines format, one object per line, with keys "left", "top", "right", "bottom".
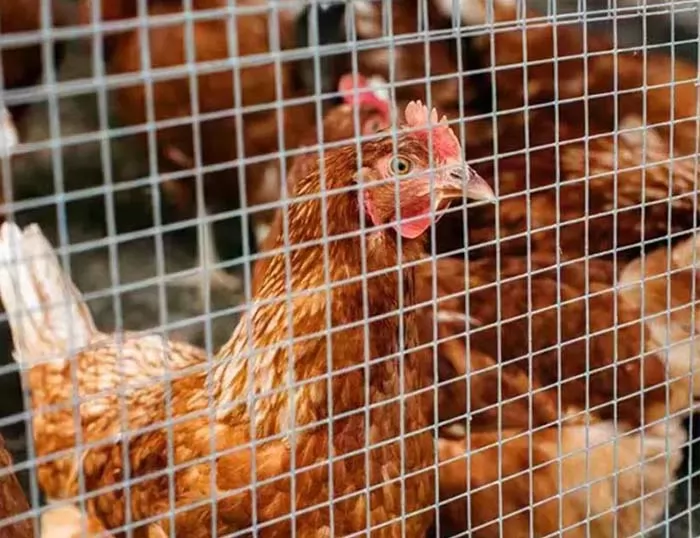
{"left": 0, "top": 0, "right": 699, "bottom": 536}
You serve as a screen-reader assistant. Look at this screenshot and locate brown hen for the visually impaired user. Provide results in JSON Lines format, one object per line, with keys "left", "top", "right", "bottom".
{"left": 431, "top": 0, "right": 700, "bottom": 261}
{"left": 253, "top": 72, "right": 393, "bottom": 280}
{"left": 0, "top": 101, "right": 494, "bottom": 537}
{"left": 436, "top": 412, "right": 685, "bottom": 537}
{"left": 416, "top": 251, "right": 687, "bottom": 428}
{"left": 77, "top": 0, "right": 317, "bottom": 254}
{"left": 415, "top": 243, "right": 693, "bottom": 536}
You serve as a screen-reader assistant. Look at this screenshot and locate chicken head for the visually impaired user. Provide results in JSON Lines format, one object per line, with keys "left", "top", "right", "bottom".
{"left": 359, "top": 101, "right": 495, "bottom": 239}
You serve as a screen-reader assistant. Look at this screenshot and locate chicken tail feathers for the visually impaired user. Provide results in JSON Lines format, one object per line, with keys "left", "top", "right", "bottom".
{"left": 0, "top": 222, "right": 97, "bottom": 364}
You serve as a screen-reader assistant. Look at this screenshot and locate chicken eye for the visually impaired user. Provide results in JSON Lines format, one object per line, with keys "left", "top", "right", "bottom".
{"left": 389, "top": 156, "right": 412, "bottom": 176}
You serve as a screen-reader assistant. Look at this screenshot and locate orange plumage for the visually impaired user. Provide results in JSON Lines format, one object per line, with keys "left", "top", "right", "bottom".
{"left": 0, "top": 101, "right": 494, "bottom": 537}
{"left": 430, "top": 0, "right": 700, "bottom": 261}
{"left": 253, "top": 72, "right": 393, "bottom": 274}
{"left": 77, "top": 0, "right": 318, "bottom": 246}
{"left": 415, "top": 239, "right": 693, "bottom": 536}
{"left": 0, "top": 434, "right": 33, "bottom": 538}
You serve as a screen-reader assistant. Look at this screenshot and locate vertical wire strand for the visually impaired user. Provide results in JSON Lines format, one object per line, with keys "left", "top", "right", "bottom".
{"left": 179, "top": 1, "right": 218, "bottom": 536}
{"left": 549, "top": 0, "right": 566, "bottom": 533}
{"left": 516, "top": 1, "right": 537, "bottom": 534}
{"left": 448, "top": 1, "right": 474, "bottom": 533}
{"left": 269, "top": 3, "right": 298, "bottom": 536}
{"left": 223, "top": 1, "right": 257, "bottom": 534}
{"left": 345, "top": 3, "right": 373, "bottom": 535}
{"left": 638, "top": 1, "right": 650, "bottom": 534}
{"left": 483, "top": 0, "right": 506, "bottom": 534}
{"left": 425, "top": 0, "right": 443, "bottom": 530}
{"left": 13, "top": 4, "right": 44, "bottom": 531}
{"left": 382, "top": 0, "right": 409, "bottom": 532}
{"left": 662, "top": 0, "right": 678, "bottom": 534}
{"left": 580, "top": 2, "right": 593, "bottom": 534}
{"left": 133, "top": 0, "right": 175, "bottom": 535}
{"left": 417, "top": 0, "right": 442, "bottom": 534}
{"left": 610, "top": 0, "right": 622, "bottom": 530}
{"left": 309, "top": 2, "right": 336, "bottom": 534}
{"left": 41, "top": 0, "right": 92, "bottom": 536}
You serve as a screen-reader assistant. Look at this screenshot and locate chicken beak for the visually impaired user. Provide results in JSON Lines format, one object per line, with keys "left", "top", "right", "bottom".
{"left": 439, "top": 164, "right": 496, "bottom": 203}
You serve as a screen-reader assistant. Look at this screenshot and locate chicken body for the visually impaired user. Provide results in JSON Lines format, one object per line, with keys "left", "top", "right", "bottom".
{"left": 415, "top": 241, "right": 693, "bottom": 536}
{"left": 253, "top": 80, "right": 392, "bottom": 272}
{"left": 79, "top": 0, "right": 315, "bottom": 243}
{"left": 437, "top": 415, "right": 685, "bottom": 538}
{"left": 419, "top": 254, "right": 671, "bottom": 428}
{"left": 0, "top": 102, "right": 495, "bottom": 536}
{"left": 430, "top": 0, "right": 700, "bottom": 261}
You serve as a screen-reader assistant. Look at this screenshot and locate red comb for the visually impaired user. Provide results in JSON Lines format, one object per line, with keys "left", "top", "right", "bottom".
{"left": 403, "top": 100, "right": 461, "bottom": 160}
{"left": 338, "top": 73, "right": 390, "bottom": 118}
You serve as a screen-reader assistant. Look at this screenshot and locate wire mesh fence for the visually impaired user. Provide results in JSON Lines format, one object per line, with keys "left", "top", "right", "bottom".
{"left": 0, "top": 0, "right": 698, "bottom": 536}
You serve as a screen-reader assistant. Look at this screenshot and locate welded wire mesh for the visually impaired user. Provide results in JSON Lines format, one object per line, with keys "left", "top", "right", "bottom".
{"left": 0, "top": 0, "right": 698, "bottom": 537}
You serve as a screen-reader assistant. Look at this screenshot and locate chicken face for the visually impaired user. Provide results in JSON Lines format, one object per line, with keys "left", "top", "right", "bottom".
{"left": 283, "top": 101, "right": 494, "bottom": 246}
{"left": 360, "top": 102, "right": 495, "bottom": 239}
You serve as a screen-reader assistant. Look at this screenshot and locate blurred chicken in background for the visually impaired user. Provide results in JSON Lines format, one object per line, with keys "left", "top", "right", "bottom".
{"left": 427, "top": 0, "right": 700, "bottom": 263}
{"left": 417, "top": 238, "right": 695, "bottom": 535}
{"left": 436, "top": 408, "right": 685, "bottom": 537}
{"left": 78, "top": 0, "right": 396, "bottom": 297}
{"left": 0, "top": 0, "right": 72, "bottom": 220}
{"left": 293, "top": 0, "right": 491, "bottom": 118}
{"left": 0, "top": 0, "right": 73, "bottom": 129}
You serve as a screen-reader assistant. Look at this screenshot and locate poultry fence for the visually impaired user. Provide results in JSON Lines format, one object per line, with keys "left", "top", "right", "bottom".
{"left": 0, "top": 0, "right": 699, "bottom": 537}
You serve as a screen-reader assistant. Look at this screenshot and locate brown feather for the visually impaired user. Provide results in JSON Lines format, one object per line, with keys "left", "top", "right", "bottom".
{"left": 0, "top": 103, "right": 490, "bottom": 535}
{"left": 415, "top": 253, "right": 671, "bottom": 428}
{"left": 430, "top": 0, "right": 700, "bottom": 260}
{"left": 0, "top": 434, "right": 34, "bottom": 538}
